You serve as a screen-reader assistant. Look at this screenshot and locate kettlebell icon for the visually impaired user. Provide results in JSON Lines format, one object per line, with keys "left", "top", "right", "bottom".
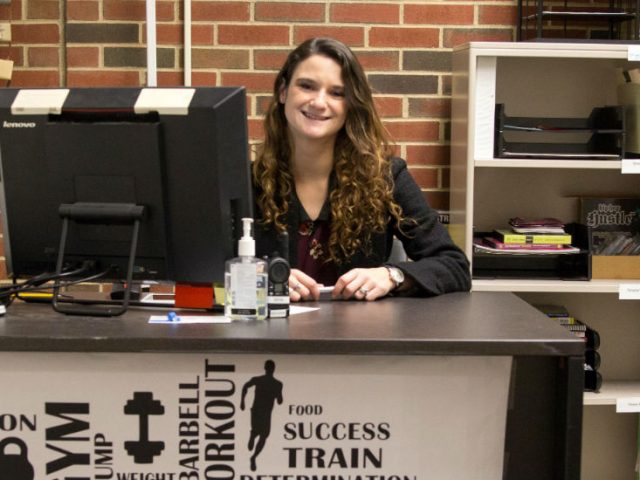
{"left": 0, "top": 437, "right": 35, "bottom": 480}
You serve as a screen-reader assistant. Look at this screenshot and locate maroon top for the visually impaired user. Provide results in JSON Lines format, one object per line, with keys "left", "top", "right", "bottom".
{"left": 297, "top": 219, "right": 339, "bottom": 285}
{"left": 294, "top": 190, "right": 339, "bottom": 286}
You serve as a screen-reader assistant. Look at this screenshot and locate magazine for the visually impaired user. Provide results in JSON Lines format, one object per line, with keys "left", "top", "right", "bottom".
{"left": 579, "top": 198, "right": 640, "bottom": 255}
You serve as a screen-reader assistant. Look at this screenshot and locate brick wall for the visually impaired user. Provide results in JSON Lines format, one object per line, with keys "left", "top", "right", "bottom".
{"left": 0, "top": 0, "right": 520, "bottom": 281}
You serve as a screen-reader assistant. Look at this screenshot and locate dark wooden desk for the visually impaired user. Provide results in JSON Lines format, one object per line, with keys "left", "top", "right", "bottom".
{"left": 0, "top": 292, "right": 583, "bottom": 479}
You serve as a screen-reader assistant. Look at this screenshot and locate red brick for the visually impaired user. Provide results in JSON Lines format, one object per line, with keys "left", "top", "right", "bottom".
{"left": 330, "top": 4, "right": 399, "bottom": 24}
{"left": 441, "top": 168, "right": 450, "bottom": 188}
{"left": 255, "top": 95, "right": 273, "bottom": 115}
{"left": 248, "top": 118, "right": 264, "bottom": 142}
{"left": 192, "top": 49, "right": 249, "bottom": 69}
{"left": 0, "top": 46, "right": 23, "bottom": 66}
{"left": 158, "top": 71, "right": 185, "bottom": 86}
{"left": 444, "top": 28, "right": 513, "bottom": 48}
{"left": 67, "top": 1, "right": 99, "bottom": 21}
{"left": 442, "top": 74, "right": 452, "bottom": 96}
{"left": 11, "top": 70, "right": 61, "bottom": 87}
{"left": 0, "top": 259, "right": 7, "bottom": 280}
{"left": 356, "top": 51, "right": 399, "bottom": 71}
{"left": 191, "top": 71, "right": 218, "bottom": 86}
{"left": 2, "top": 1, "right": 21, "bottom": 21}
{"left": 103, "top": 0, "right": 174, "bottom": 21}
{"left": 369, "top": 27, "right": 439, "bottom": 48}
{"left": 67, "top": 70, "right": 141, "bottom": 87}
{"left": 406, "top": 145, "right": 451, "bottom": 166}
{"left": 408, "top": 167, "right": 439, "bottom": 189}
{"left": 479, "top": 5, "right": 517, "bottom": 25}
{"left": 104, "top": 0, "right": 146, "bottom": 21}
{"left": 157, "top": 24, "right": 182, "bottom": 45}
{"left": 28, "top": 47, "right": 59, "bottom": 67}
{"left": 409, "top": 98, "right": 451, "bottom": 118}
{"left": 156, "top": 1, "right": 176, "bottom": 21}
{"left": 192, "top": 2, "right": 250, "bottom": 22}
{"left": 12, "top": 24, "right": 60, "bottom": 44}
{"left": 373, "top": 96, "right": 403, "bottom": 118}
{"left": 404, "top": 5, "right": 473, "bottom": 25}
{"left": 294, "top": 26, "right": 364, "bottom": 46}
{"left": 0, "top": 5, "right": 11, "bottom": 21}
{"left": 67, "top": 46, "right": 99, "bottom": 68}
{"left": 254, "top": 49, "right": 289, "bottom": 70}
{"left": 221, "top": 72, "right": 276, "bottom": 93}
{"left": 191, "top": 25, "right": 214, "bottom": 45}
{"left": 423, "top": 191, "right": 449, "bottom": 211}
{"left": 256, "top": 2, "right": 325, "bottom": 22}
{"left": 27, "top": 0, "right": 60, "bottom": 20}
{"left": 384, "top": 120, "right": 439, "bottom": 142}
{"left": 219, "top": 25, "right": 289, "bottom": 46}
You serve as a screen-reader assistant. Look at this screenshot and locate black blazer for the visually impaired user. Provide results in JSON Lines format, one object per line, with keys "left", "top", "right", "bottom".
{"left": 254, "top": 157, "right": 471, "bottom": 296}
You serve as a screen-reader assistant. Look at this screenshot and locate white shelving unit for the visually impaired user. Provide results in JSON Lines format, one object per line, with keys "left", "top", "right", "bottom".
{"left": 451, "top": 42, "right": 640, "bottom": 480}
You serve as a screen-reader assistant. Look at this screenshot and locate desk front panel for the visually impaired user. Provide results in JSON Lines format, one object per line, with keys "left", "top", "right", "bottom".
{"left": 0, "top": 352, "right": 512, "bottom": 480}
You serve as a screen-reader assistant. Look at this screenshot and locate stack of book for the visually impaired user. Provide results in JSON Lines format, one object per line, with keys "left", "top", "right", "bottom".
{"left": 535, "top": 304, "right": 602, "bottom": 392}
{"left": 473, "top": 217, "right": 580, "bottom": 255}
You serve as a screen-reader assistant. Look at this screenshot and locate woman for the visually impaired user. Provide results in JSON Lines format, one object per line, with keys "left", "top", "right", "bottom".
{"left": 253, "top": 37, "right": 470, "bottom": 301}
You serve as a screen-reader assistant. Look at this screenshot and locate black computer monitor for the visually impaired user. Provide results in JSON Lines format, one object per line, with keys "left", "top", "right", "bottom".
{"left": 0, "top": 87, "right": 252, "bottom": 313}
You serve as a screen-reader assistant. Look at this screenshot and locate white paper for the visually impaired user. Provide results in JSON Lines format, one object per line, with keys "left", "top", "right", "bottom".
{"left": 148, "top": 305, "right": 319, "bottom": 324}
{"left": 621, "top": 159, "right": 640, "bottom": 174}
{"left": 628, "top": 46, "right": 640, "bottom": 61}
{"left": 619, "top": 283, "right": 640, "bottom": 300}
{"left": 616, "top": 396, "right": 640, "bottom": 412}
{"left": 149, "top": 315, "right": 231, "bottom": 324}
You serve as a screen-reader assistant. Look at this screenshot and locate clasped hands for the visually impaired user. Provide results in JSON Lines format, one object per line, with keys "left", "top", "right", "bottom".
{"left": 288, "top": 267, "right": 394, "bottom": 302}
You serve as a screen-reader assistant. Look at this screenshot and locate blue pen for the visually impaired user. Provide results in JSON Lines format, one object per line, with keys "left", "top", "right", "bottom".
{"left": 167, "top": 311, "right": 180, "bottom": 322}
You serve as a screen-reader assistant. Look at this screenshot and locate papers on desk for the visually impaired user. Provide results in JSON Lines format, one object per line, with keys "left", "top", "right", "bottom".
{"left": 149, "top": 315, "right": 231, "bottom": 324}
{"left": 148, "top": 305, "right": 319, "bottom": 324}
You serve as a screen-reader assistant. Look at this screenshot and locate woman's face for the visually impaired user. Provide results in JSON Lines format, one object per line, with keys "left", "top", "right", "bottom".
{"left": 280, "top": 54, "right": 347, "bottom": 146}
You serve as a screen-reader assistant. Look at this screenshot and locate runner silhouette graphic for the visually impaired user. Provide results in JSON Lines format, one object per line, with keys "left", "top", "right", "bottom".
{"left": 240, "top": 359, "right": 283, "bottom": 471}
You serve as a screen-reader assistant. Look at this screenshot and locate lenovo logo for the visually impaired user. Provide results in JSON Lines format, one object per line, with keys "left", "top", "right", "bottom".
{"left": 3, "top": 120, "right": 37, "bottom": 128}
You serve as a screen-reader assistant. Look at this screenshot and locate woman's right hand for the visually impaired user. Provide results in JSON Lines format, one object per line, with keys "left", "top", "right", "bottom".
{"left": 288, "top": 268, "right": 321, "bottom": 302}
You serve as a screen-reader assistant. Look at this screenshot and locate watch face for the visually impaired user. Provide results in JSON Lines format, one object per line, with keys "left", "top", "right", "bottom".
{"left": 389, "top": 267, "right": 404, "bottom": 285}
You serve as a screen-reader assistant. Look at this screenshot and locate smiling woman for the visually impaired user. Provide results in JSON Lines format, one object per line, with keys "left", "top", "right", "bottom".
{"left": 252, "top": 37, "right": 471, "bottom": 303}
{"left": 280, "top": 54, "right": 347, "bottom": 147}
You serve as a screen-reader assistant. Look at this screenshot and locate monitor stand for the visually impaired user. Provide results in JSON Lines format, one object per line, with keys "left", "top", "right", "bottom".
{"left": 51, "top": 202, "right": 145, "bottom": 317}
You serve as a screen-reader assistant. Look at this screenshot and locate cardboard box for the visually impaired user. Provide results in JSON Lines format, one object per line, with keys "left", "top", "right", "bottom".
{"left": 591, "top": 256, "right": 640, "bottom": 279}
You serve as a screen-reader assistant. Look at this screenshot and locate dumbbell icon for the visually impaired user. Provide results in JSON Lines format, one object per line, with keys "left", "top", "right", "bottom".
{"left": 124, "top": 392, "right": 165, "bottom": 463}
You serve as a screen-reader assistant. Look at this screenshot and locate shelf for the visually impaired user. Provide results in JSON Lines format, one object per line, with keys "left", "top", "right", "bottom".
{"left": 518, "top": 0, "right": 640, "bottom": 41}
{"left": 526, "top": 11, "right": 637, "bottom": 22}
{"left": 584, "top": 380, "right": 640, "bottom": 405}
{"left": 452, "top": 41, "right": 640, "bottom": 480}
{"left": 472, "top": 278, "right": 640, "bottom": 293}
{"left": 475, "top": 158, "right": 623, "bottom": 169}
{"left": 455, "top": 41, "right": 639, "bottom": 60}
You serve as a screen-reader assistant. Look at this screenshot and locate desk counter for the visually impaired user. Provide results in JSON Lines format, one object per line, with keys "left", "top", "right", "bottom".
{"left": 0, "top": 291, "right": 583, "bottom": 356}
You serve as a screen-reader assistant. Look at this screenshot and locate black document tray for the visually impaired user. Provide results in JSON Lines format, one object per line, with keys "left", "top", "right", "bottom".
{"left": 473, "top": 224, "right": 592, "bottom": 280}
{"left": 494, "top": 104, "right": 625, "bottom": 160}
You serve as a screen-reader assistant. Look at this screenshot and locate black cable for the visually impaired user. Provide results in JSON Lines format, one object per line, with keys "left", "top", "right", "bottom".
{"left": 1, "top": 263, "right": 90, "bottom": 296}
{"left": 0, "top": 263, "right": 112, "bottom": 301}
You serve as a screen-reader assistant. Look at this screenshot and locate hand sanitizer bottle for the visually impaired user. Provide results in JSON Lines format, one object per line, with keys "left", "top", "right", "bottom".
{"left": 224, "top": 218, "right": 267, "bottom": 320}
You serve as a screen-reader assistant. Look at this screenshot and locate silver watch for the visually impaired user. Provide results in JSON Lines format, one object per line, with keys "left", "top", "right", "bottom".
{"left": 385, "top": 266, "right": 405, "bottom": 290}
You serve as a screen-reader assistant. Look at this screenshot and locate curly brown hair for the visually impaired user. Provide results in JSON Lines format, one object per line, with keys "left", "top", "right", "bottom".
{"left": 253, "top": 37, "right": 405, "bottom": 264}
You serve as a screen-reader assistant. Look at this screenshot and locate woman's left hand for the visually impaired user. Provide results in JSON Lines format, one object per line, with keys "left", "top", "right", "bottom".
{"left": 332, "top": 267, "right": 395, "bottom": 301}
